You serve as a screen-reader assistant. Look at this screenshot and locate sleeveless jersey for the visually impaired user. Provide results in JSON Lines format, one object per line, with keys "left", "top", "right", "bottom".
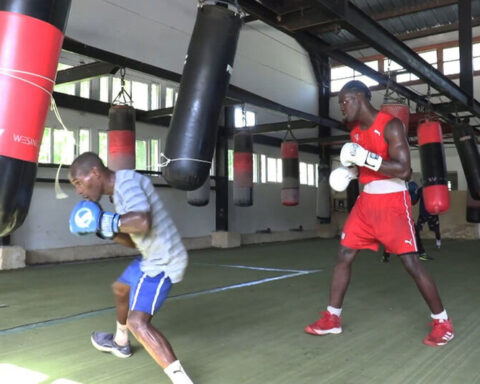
{"left": 350, "top": 111, "right": 395, "bottom": 185}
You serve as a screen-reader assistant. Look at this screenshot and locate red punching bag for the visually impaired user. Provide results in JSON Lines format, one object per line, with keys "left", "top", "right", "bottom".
{"left": 233, "top": 131, "right": 253, "bottom": 207}
{"left": 281, "top": 141, "right": 299, "bottom": 206}
{"left": 108, "top": 105, "right": 136, "bottom": 171}
{"left": 417, "top": 119, "right": 450, "bottom": 214}
{"left": 381, "top": 102, "right": 409, "bottom": 134}
{"left": 0, "top": 0, "right": 71, "bottom": 236}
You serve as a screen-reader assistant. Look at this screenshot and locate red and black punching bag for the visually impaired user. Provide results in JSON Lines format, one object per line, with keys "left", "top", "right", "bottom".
{"left": 233, "top": 131, "right": 253, "bottom": 207}
{"left": 0, "top": 0, "right": 71, "bottom": 236}
{"left": 108, "top": 105, "right": 136, "bottom": 171}
{"left": 281, "top": 141, "right": 299, "bottom": 206}
{"left": 417, "top": 119, "right": 450, "bottom": 214}
{"left": 453, "top": 122, "right": 480, "bottom": 200}
{"left": 381, "top": 102, "right": 409, "bottom": 134}
{"left": 163, "top": 3, "right": 242, "bottom": 190}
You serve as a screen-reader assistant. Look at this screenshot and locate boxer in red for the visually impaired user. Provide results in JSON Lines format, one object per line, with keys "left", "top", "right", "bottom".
{"left": 306, "top": 80, "right": 453, "bottom": 346}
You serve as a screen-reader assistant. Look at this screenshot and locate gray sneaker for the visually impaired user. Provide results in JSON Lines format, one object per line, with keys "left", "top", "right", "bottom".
{"left": 90, "top": 332, "right": 132, "bottom": 358}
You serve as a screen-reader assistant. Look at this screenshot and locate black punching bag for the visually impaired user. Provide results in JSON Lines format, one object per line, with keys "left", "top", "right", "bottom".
{"left": 453, "top": 122, "right": 480, "bottom": 199}
{"left": 163, "top": 3, "right": 242, "bottom": 190}
{"left": 0, "top": 0, "right": 71, "bottom": 236}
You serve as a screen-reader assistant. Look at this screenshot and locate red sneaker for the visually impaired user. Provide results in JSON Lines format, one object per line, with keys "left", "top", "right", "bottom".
{"left": 304, "top": 311, "right": 342, "bottom": 335}
{"left": 423, "top": 319, "right": 454, "bottom": 346}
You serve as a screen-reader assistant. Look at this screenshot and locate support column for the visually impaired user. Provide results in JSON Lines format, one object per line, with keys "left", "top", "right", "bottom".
{"left": 212, "top": 106, "right": 241, "bottom": 248}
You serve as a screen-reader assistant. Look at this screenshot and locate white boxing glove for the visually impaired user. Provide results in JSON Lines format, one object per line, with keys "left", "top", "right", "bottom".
{"left": 340, "top": 142, "right": 382, "bottom": 171}
{"left": 329, "top": 166, "right": 358, "bottom": 192}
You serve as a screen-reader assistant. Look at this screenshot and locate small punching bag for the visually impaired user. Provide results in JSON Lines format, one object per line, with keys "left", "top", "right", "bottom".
{"left": 281, "top": 141, "right": 299, "bottom": 206}
{"left": 108, "top": 105, "right": 136, "bottom": 171}
{"left": 233, "top": 131, "right": 253, "bottom": 207}
{"left": 316, "top": 163, "right": 330, "bottom": 223}
{"left": 417, "top": 119, "right": 450, "bottom": 214}
{"left": 187, "top": 177, "right": 210, "bottom": 207}
{"left": 453, "top": 122, "right": 480, "bottom": 200}
{"left": 163, "top": 2, "right": 243, "bottom": 190}
{"left": 0, "top": 0, "right": 71, "bottom": 236}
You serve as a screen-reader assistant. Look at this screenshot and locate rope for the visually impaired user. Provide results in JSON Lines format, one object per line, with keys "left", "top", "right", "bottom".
{"left": 0, "top": 67, "right": 72, "bottom": 199}
{"left": 158, "top": 153, "right": 212, "bottom": 168}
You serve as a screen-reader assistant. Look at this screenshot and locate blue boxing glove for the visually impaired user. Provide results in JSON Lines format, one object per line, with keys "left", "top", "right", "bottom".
{"left": 69, "top": 201, "right": 102, "bottom": 235}
{"left": 69, "top": 201, "right": 120, "bottom": 239}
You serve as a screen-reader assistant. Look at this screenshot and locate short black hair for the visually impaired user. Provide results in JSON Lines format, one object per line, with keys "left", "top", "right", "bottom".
{"left": 70, "top": 151, "right": 106, "bottom": 177}
{"left": 340, "top": 80, "right": 372, "bottom": 100}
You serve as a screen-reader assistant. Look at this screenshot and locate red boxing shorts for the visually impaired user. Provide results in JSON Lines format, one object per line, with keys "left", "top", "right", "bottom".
{"left": 341, "top": 190, "right": 418, "bottom": 255}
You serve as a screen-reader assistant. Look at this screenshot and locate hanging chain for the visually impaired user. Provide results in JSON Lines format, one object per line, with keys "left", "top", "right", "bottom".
{"left": 112, "top": 67, "right": 133, "bottom": 106}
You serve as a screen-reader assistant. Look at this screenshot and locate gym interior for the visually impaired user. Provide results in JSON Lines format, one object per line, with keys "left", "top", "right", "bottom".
{"left": 1, "top": 1, "right": 480, "bottom": 383}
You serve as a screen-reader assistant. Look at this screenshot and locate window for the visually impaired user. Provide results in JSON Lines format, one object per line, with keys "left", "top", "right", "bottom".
{"left": 99, "top": 76, "right": 110, "bottom": 103}
{"left": 98, "top": 131, "right": 108, "bottom": 165}
{"left": 228, "top": 149, "right": 234, "bottom": 181}
{"left": 474, "top": 43, "right": 480, "bottom": 71}
{"left": 149, "top": 139, "right": 159, "bottom": 171}
{"left": 443, "top": 46, "right": 460, "bottom": 75}
{"left": 267, "top": 157, "right": 278, "bottom": 183}
{"left": 234, "top": 107, "right": 256, "bottom": 128}
{"left": 151, "top": 83, "right": 161, "bottom": 110}
{"left": 260, "top": 154, "right": 267, "bottom": 183}
{"left": 252, "top": 154, "right": 258, "bottom": 183}
{"left": 276, "top": 158, "right": 283, "bottom": 183}
{"left": 131, "top": 81, "right": 149, "bottom": 111}
{"left": 446, "top": 171, "right": 458, "bottom": 191}
{"left": 53, "top": 128, "right": 75, "bottom": 164}
{"left": 38, "top": 128, "right": 52, "bottom": 163}
{"left": 136, "top": 140, "right": 147, "bottom": 170}
{"left": 307, "top": 163, "right": 315, "bottom": 186}
{"left": 299, "top": 162, "right": 307, "bottom": 185}
{"left": 165, "top": 87, "right": 175, "bottom": 108}
{"left": 78, "top": 129, "right": 90, "bottom": 155}
{"left": 79, "top": 80, "right": 90, "bottom": 98}
{"left": 331, "top": 61, "right": 379, "bottom": 92}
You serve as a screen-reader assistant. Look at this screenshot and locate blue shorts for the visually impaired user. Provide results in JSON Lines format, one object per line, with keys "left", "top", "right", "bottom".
{"left": 117, "top": 258, "right": 172, "bottom": 315}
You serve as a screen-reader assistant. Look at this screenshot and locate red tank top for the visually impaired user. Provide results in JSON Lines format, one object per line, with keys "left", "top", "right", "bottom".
{"left": 350, "top": 111, "right": 394, "bottom": 185}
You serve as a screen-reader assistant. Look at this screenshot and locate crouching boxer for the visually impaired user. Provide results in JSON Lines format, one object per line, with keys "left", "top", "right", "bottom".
{"left": 69, "top": 152, "right": 194, "bottom": 383}
{"left": 305, "top": 80, "right": 454, "bottom": 347}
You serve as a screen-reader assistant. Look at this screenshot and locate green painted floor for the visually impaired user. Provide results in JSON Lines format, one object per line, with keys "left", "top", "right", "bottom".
{"left": 1, "top": 238, "right": 480, "bottom": 384}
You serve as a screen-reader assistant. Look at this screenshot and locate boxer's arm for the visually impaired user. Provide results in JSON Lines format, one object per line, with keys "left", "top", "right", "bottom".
{"left": 117, "top": 211, "right": 152, "bottom": 234}
{"left": 380, "top": 118, "right": 411, "bottom": 180}
{"left": 113, "top": 233, "right": 137, "bottom": 248}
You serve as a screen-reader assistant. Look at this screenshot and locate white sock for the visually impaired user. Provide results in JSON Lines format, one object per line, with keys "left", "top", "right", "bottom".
{"left": 164, "top": 360, "right": 194, "bottom": 384}
{"left": 431, "top": 310, "right": 448, "bottom": 321}
{"left": 327, "top": 306, "right": 342, "bottom": 317}
{"left": 114, "top": 321, "right": 129, "bottom": 346}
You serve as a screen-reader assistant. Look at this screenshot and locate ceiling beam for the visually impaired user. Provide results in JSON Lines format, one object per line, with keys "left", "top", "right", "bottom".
{"left": 62, "top": 37, "right": 339, "bottom": 130}
{"left": 296, "top": 134, "right": 350, "bottom": 145}
{"left": 244, "top": 119, "right": 317, "bottom": 134}
{"left": 55, "top": 61, "right": 120, "bottom": 84}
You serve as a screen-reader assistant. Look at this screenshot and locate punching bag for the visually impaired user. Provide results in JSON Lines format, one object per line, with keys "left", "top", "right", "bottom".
{"left": 108, "top": 105, "right": 136, "bottom": 171}
{"left": 187, "top": 177, "right": 211, "bottom": 207}
{"left": 281, "top": 141, "right": 299, "bottom": 206}
{"left": 417, "top": 119, "right": 450, "bottom": 214}
{"left": 163, "top": 3, "right": 242, "bottom": 190}
{"left": 346, "top": 179, "right": 359, "bottom": 213}
{"left": 0, "top": 0, "right": 71, "bottom": 236}
{"left": 381, "top": 102, "right": 409, "bottom": 133}
{"left": 233, "top": 131, "right": 253, "bottom": 207}
{"left": 453, "top": 122, "right": 480, "bottom": 199}
{"left": 316, "top": 163, "right": 330, "bottom": 223}
{"left": 466, "top": 191, "right": 480, "bottom": 223}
